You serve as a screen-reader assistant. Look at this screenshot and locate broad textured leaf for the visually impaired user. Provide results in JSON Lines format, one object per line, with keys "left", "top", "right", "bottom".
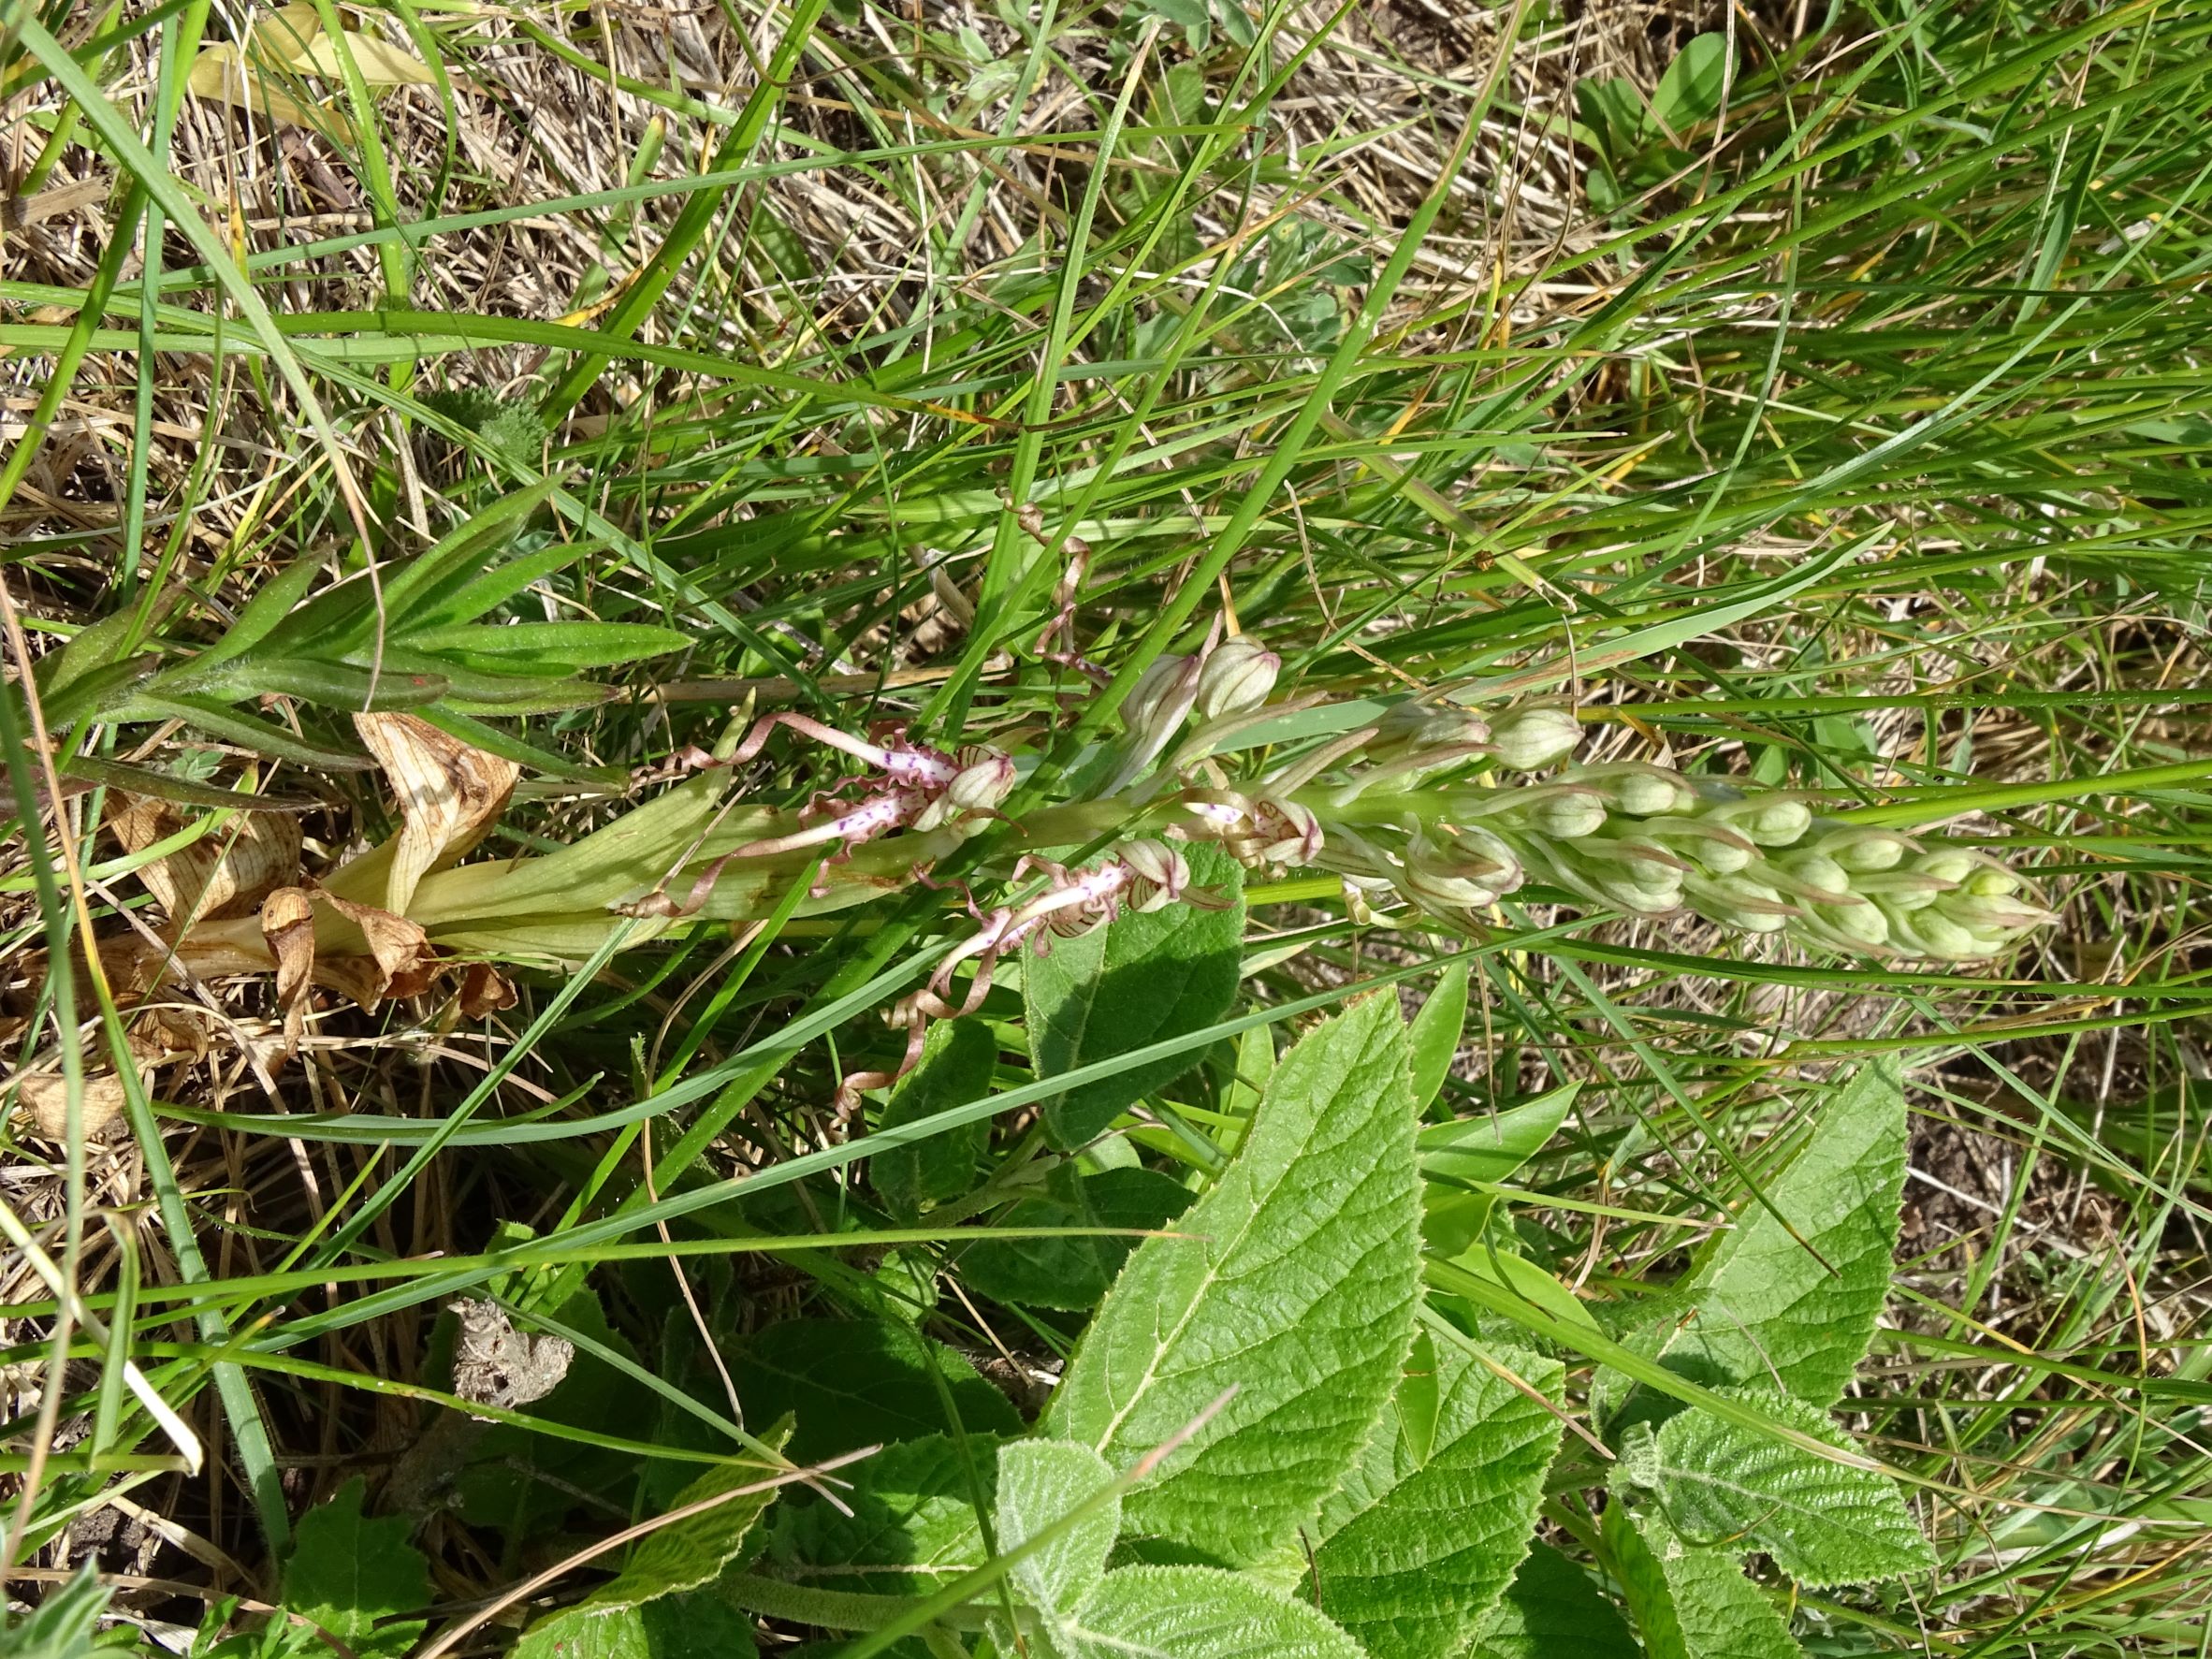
{"left": 1315, "top": 1341, "right": 1564, "bottom": 1657}
{"left": 584, "top": 1425, "right": 794, "bottom": 1609}
{"left": 511, "top": 1593, "right": 755, "bottom": 1659}
{"left": 732, "top": 1319, "right": 1021, "bottom": 1463}
{"left": 1656, "top": 1061, "right": 1905, "bottom": 1406}
{"left": 1634, "top": 1397, "right": 1933, "bottom": 1586}
{"left": 1026, "top": 843, "right": 1244, "bottom": 1149}
{"left": 958, "top": 1164, "right": 1193, "bottom": 1310}
{"left": 762, "top": 1435, "right": 996, "bottom": 1594}
{"left": 1605, "top": 1505, "right": 1802, "bottom": 1659}
{"left": 1072, "top": 1565, "right": 1364, "bottom": 1659}
{"left": 872, "top": 1019, "right": 997, "bottom": 1219}
{"left": 1468, "top": 1542, "right": 1640, "bottom": 1659}
{"left": 1048, "top": 994, "right": 1420, "bottom": 1564}
{"left": 284, "top": 1478, "right": 430, "bottom": 1657}
{"left": 996, "top": 1440, "right": 1119, "bottom": 1615}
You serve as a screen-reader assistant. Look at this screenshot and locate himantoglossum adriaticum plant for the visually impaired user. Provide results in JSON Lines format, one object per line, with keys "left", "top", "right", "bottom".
{"left": 585, "top": 621, "right": 2054, "bottom": 1098}
{"left": 62, "top": 627, "right": 2051, "bottom": 1122}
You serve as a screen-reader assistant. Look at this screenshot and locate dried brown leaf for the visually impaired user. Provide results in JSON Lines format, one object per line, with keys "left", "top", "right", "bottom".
{"left": 458, "top": 962, "right": 518, "bottom": 1019}
{"left": 353, "top": 713, "right": 518, "bottom": 915}
{"left": 16, "top": 1072, "right": 130, "bottom": 1142}
{"left": 261, "top": 887, "right": 316, "bottom": 1056}
{"left": 112, "top": 798, "right": 303, "bottom": 928}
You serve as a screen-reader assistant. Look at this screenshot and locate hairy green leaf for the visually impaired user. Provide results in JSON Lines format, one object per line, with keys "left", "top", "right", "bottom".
{"left": 1630, "top": 1396, "right": 1933, "bottom": 1586}
{"left": 763, "top": 1434, "right": 996, "bottom": 1594}
{"left": 584, "top": 1424, "right": 794, "bottom": 1609}
{"left": 283, "top": 1478, "right": 430, "bottom": 1658}
{"left": 957, "top": 1164, "right": 1193, "bottom": 1310}
{"left": 1072, "top": 1565, "right": 1364, "bottom": 1659}
{"left": 733, "top": 1319, "right": 1022, "bottom": 1463}
{"left": 872, "top": 1018, "right": 996, "bottom": 1219}
{"left": 1026, "top": 842, "right": 1244, "bottom": 1150}
{"left": 1315, "top": 1341, "right": 1565, "bottom": 1657}
{"left": 1048, "top": 993, "right": 1420, "bottom": 1564}
{"left": 996, "top": 1439, "right": 1119, "bottom": 1615}
{"left": 1606, "top": 1504, "right": 1802, "bottom": 1659}
{"left": 1655, "top": 1061, "right": 1906, "bottom": 1406}
{"left": 511, "top": 1593, "right": 755, "bottom": 1659}
{"left": 1468, "top": 1541, "right": 1640, "bottom": 1659}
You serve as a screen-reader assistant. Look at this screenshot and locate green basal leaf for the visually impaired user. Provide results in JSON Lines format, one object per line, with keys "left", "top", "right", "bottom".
{"left": 732, "top": 1319, "right": 1022, "bottom": 1463}
{"left": 1648, "top": 1060, "right": 1907, "bottom": 1408}
{"left": 872, "top": 1018, "right": 997, "bottom": 1220}
{"left": 1026, "top": 842, "right": 1244, "bottom": 1151}
{"left": 194, "top": 555, "right": 323, "bottom": 673}
{"left": 995, "top": 1439, "right": 1119, "bottom": 1616}
{"left": 282, "top": 1478, "right": 430, "bottom": 1659}
{"left": 1627, "top": 1394, "right": 1934, "bottom": 1587}
{"left": 1070, "top": 1565, "right": 1364, "bottom": 1658}
{"left": 1605, "top": 1503, "right": 1803, "bottom": 1659}
{"left": 401, "top": 619, "right": 693, "bottom": 669}
{"left": 1314, "top": 1340, "right": 1565, "bottom": 1657}
{"left": 1048, "top": 993, "right": 1420, "bottom": 1564}
{"left": 1467, "top": 1541, "right": 1641, "bottom": 1659}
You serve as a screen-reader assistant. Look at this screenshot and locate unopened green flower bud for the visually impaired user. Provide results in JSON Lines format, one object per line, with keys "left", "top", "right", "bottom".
{"left": 1935, "top": 892, "right": 2051, "bottom": 933}
{"left": 1402, "top": 826, "right": 1522, "bottom": 912}
{"left": 1914, "top": 849, "right": 1978, "bottom": 886}
{"left": 1374, "top": 702, "right": 1491, "bottom": 752}
{"left": 1125, "top": 653, "right": 1202, "bottom": 740}
{"left": 1894, "top": 909, "right": 1982, "bottom": 960}
{"left": 1966, "top": 866, "right": 2023, "bottom": 898}
{"left": 1708, "top": 794, "right": 1813, "bottom": 847}
{"left": 1643, "top": 818, "right": 1755, "bottom": 875}
{"left": 1780, "top": 852, "right": 1852, "bottom": 898}
{"left": 1819, "top": 829, "right": 1913, "bottom": 873}
{"left": 1574, "top": 764, "right": 1698, "bottom": 818}
{"left": 1693, "top": 873, "right": 1796, "bottom": 933}
{"left": 1817, "top": 898, "right": 1891, "bottom": 949}
{"left": 1195, "top": 635, "right": 1281, "bottom": 721}
{"left": 1522, "top": 787, "right": 1608, "bottom": 840}
{"left": 1489, "top": 706, "right": 1582, "bottom": 772}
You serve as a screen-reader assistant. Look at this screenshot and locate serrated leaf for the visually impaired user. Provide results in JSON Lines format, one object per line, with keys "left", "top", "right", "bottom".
{"left": 1605, "top": 1505, "right": 1802, "bottom": 1659}
{"left": 761, "top": 1435, "right": 996, "bottom": 1595}
{"left": 582, "top": 1423, "right": 794, "bottom": 1610}
{"left": 1467, "top": 1541, "right": 1640, "bottom": 1659}
{"left": 732, "top": 1319, "right": 1022, "bottom": 1463}
{"left": 996, "top": 1440, "right": 1119, "bottom": 1615}
{"left": 1634, "top": 1397, "right": 1933, "bottom": 1586}
{"left": 283, "top": 1478, "right": 429, "bottom": 1658}
{"left": 1407, "top": 961, "right": 1469, "bottom": 1113}
{"left": 957, "top": 1164, "right": 1193, "bottom": 1311}
{"left": 1026, "top": 843, "right": 1244, "bottom": 1150}
{"left": 1314, "top": 1341, "right": 1565, "bottom": 1657}
{"left": 1071, "top": 1565, "right": 1364, "bottom": 1658}
{"left": 1047, "top": 994, "right": 1420, "bottom": 1564}
{"left": 511, "top": 1593, "right": 755, "bottom": 1659}
{"left": 1655, "top": 1061, "right": 1906, "bottom": 1406}
{"left": 872, "top": 1019, "right": 996, "bottom": 1219}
